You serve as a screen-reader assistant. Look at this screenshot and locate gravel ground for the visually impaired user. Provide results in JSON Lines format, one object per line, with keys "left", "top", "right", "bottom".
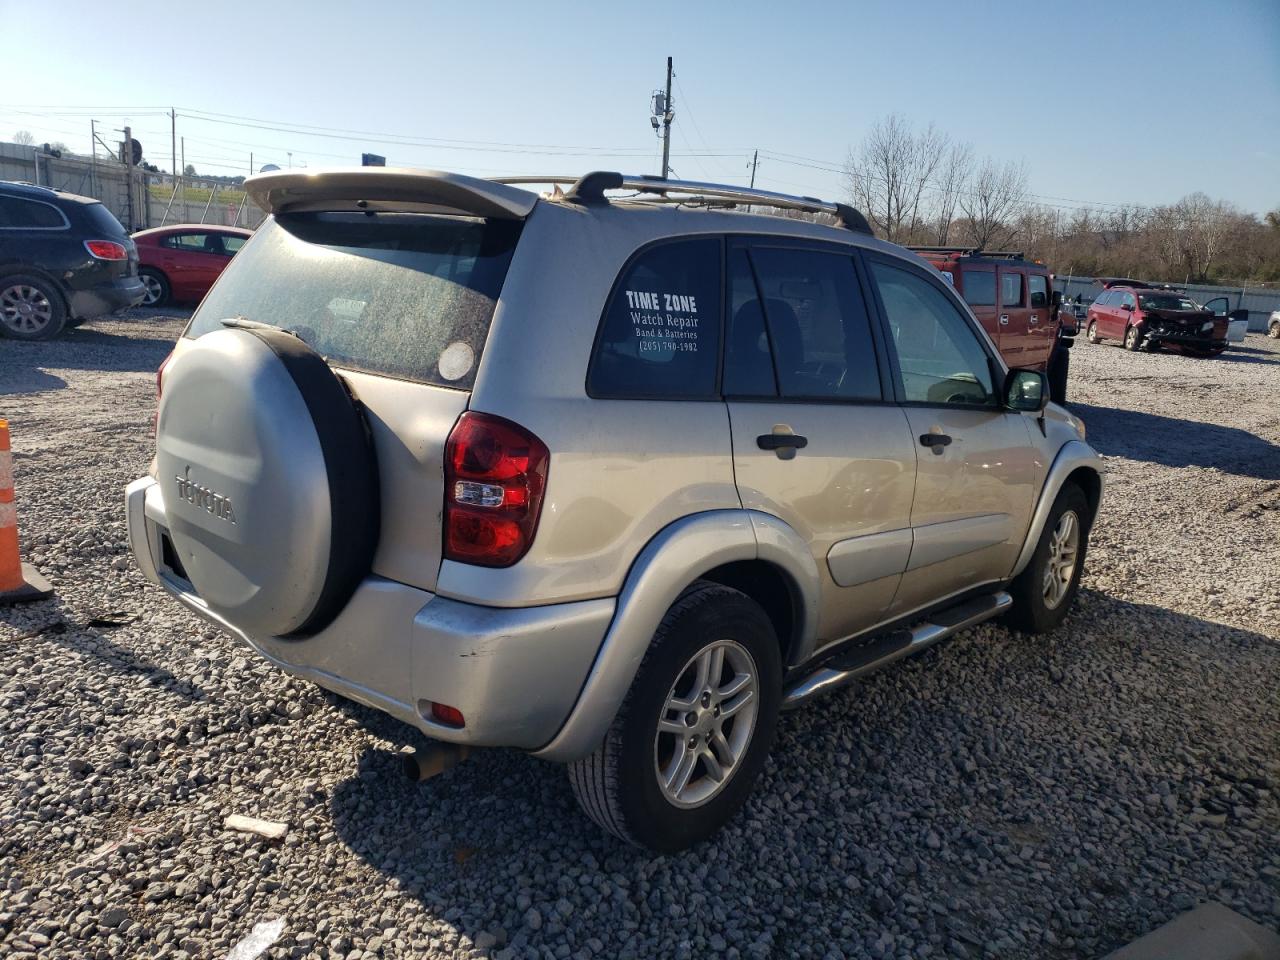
{"left": 1, "top": 316, "right": 1277, "bottom": 960}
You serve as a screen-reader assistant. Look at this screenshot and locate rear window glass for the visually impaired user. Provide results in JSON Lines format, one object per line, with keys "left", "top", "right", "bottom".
{"left": 186, "top": 213, "right": 522, "bottom": 388}
{"left": 1001, "top": 272, "right": 1024, "bottom": 307}
{"left": 960, "top": 269, "right": 995, "bottom": 306}
{"left": 588, "top": 238, "right": 721, "bottom": 399}
{"left": 80, "top": 201, "right": 126, "bottom": 236}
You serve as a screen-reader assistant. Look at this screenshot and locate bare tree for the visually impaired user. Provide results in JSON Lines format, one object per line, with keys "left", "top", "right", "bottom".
{"left": 13, "top": 130, "right": 34, "bottom": 146}
{"left": 932, "top": 142, "right": 972, "bottom": 244}
{"left": 959, "top": 158, "right": 1029, "bottom": 249}
{"left": 846, "top": 115, "right": 949, "bottom": 243}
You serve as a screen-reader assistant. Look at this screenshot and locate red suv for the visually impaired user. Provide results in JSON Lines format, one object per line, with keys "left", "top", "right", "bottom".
{"left": 910, "top": 247, "right": 1072, "bottom": 401}
{"left": 1084, "top": 281, "right": 1229, "bottom": 356}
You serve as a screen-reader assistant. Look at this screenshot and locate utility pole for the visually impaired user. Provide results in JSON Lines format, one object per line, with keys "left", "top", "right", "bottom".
{"left": 749, "top": 149, "right": 759, "bottom": 188}
{"left": 170, "top": 108, "right": 177, "bottom": 179}
{"left": 661, "top": 57, "right": 673, "bottom": 179}
{"left": 90, "top": 119, "right": 97, "bottom": 197}
{"left": 181, "top": 137, "right": 188, "bottom": 222}
{"left": 123, "top": 125, "right": 135, "bottom": 231}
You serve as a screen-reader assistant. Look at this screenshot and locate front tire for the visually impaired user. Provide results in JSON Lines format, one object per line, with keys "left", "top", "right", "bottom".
{"left": 568, "top": 581, "right": 781, "bottom": 852}
{"left": 139, "top": 268, "right": 170, "bottom": 307}
{"left": 1269, "top": 321, "right": 1279, "bottom": 340}
{"left": 0, "top": 274, "right": 67, "bottom": 340}
{"left": 1047, "top": 344, "right": 1069, "bottom": 403}
{"left": 1086, "top": 320, "right": 1101, "bottom": 344}
{"left": 1124, "top": 324, "right": 1143, "bottom": 351}
{"left": 1005, "top": 483, "right": 1091, "bottom": 634}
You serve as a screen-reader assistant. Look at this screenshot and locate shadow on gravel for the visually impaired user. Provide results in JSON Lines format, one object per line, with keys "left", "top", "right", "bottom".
{"left": 1208, "top": 349, "right": 1280, "bottom": 366}
{"left": 1071, "top": 403, "right": 1280, "bottom": 480}
{"left": 0, "top": 330, "right": 177, "bottom": 393}
{"left": 318, "top": 591, "right": 1279, "bottom": 959}
{"left": 0, "top": 601, "right": 207, "bottom": 703}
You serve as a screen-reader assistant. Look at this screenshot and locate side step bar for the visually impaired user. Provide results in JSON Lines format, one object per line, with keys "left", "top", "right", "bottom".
{"left": 782, "top": 591, "right": 1012, "bottom": 709}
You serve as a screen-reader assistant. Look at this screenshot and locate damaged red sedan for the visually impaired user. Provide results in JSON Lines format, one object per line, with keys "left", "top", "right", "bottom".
{"left": 1084, "top": 281, "right": 1238, "bottom": 357}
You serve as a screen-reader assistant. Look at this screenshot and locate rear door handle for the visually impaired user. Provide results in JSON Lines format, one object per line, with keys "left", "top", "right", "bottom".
{"left": 757, "top": 433, "right": 808, "bottom": 451}
{"left": 919, "top": 433, "right": 952, "bottom": 449}
{"left": 999, "top": 315, "right": 1010, "bottom": 325}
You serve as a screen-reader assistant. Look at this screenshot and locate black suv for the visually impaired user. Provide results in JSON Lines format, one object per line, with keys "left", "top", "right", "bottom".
{"left": 0, "top": 181, "right": 146, "bottom": 340}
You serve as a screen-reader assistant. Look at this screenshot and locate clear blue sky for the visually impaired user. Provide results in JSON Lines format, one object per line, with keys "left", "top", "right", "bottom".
{"left": 2, "top": 0, "right": 1277, "bottom": 215}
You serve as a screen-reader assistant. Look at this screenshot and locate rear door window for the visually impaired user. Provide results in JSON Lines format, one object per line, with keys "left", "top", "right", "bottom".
{"left": 0, "top": 196, "right": 68, "bottom": 229}
{"left": 187, "top": 212, "right": 523, "bottom": 389}
{"left": 745, "top": 246, "right": 881, "bottom": 401}
{"left": 960, "top": 268, "right": 995, "bottom": 306}
{"left": 1000, "top": 271, "right": 1025, "bottom": 307}
{"left": 1028, "top": 274, "right": 1048, "bottom": 308}
{"left": 588, "top": 238, "right": 721, "bottom": 399}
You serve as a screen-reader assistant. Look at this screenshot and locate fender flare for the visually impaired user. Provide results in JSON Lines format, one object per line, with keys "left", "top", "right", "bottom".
{"left": 533, "top": 508, "right": 820, "bottom": 762}
{"left": 1009, "top": 439, "right": 1105, "bottom": 579}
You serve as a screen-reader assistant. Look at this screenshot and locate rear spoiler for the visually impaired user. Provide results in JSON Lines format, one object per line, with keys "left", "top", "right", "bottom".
{"left": 244, "top": 168, "right": 538, "bottom": 220}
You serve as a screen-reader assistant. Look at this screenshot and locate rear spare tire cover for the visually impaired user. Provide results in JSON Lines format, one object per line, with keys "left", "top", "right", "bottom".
{"left": 155, "top": 327, "right": 379, "bottom": 638}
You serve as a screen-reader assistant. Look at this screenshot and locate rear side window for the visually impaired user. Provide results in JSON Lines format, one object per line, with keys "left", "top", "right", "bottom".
{"left": 588, "top": 238, "right": 721, "bottom": 399}
{"left": 0, "top": 196, "right": 67, "bottom": 229}
{"left": 1028, "top": 274, "right": 1048, "bottom": 308}
{"left": 186, "top": 212, "right": 522, "bottom": 389}
{"left": 165, "top": 233, "right": 216, "bottom": 253}
{"left": 1000, "top": 272, "right": 1024, "bottom": 307}
{"left": 747, "top": 247, "right": 881, "bottom": 401}
{"left": 960, "top": 268, "right": 995, "bottom": 306}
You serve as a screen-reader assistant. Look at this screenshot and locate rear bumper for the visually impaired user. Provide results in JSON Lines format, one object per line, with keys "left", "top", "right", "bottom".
{"left": 126, "top": 476, "right": 613, "bottom": 749}
{"left": 69, "top": 276, "right": 146, "bottom": 318}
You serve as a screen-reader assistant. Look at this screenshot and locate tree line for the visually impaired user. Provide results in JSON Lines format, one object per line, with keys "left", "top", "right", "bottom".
{"left": 844, "top": 116, "right": 1280, "bottom": 285}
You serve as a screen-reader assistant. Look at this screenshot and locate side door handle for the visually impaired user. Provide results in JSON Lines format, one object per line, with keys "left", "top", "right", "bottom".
{"left": 999, "top": 315, "right": 1010, "bottom": 325}
{"left": 757, "top": 433, "right": 808, "bottom": 451}
{"left": 919, "top": 433, "right": 953, "bottom": 452}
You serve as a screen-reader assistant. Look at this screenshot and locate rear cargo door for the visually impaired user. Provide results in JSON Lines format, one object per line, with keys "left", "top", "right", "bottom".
{"left": 181, "top": 205, "right": 525, "bottom": 593}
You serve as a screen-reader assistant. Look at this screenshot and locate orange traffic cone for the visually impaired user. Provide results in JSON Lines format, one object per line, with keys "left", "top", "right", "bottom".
{"left": 0, "top": 419, "right": 53, "bottom": 604}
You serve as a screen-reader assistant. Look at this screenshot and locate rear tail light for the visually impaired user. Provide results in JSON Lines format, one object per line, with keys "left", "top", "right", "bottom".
{"left": 443, "top": 412, "right": 549, "bottom": 567}
{"left": 84, "top": 240, "right": 128, "bottom": 260}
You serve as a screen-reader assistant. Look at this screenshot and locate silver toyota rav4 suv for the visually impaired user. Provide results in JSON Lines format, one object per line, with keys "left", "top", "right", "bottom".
{"left": 127, "top": 168, "right": 1103, "bottom": 852}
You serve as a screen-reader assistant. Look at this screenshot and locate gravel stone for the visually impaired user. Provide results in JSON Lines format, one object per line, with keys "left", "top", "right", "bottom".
{"left": 0, "top": 314, "right": 1276, "bottom": 960}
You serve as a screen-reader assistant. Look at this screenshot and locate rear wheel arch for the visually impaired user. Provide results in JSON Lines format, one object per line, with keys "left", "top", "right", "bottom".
{"left": 699, "top": 559, "right": 800, "bottom": 667}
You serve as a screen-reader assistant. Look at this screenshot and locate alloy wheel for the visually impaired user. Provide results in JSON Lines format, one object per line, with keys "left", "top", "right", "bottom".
{"left": 141, "top": 274, "right": 164, "bottom": 306}
{"left": 1043, "top": 509, "right": 1080, "bottom": 610}
{"left": 654, "top": 638, "right": 759, "bottom": 808}
{"left": 0, "top": 283, "right": 54, "bottom": 336}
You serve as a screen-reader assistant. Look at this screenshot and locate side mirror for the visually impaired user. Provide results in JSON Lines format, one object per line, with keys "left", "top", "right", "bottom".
{"left": 1005, "top": 368, "right": 1049, "bottom": 412}
{"left": 1228, "top": 308, "right": 1249, "bottom": 323}
{"left": 1123, "top": 302, "right": 1134, "bottom": 311}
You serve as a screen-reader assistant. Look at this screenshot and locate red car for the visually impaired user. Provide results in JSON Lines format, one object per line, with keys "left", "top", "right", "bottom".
{"left": 132, "top": 225, "right": 253, "bottom": 307}
{"left": 1084, "top": 280, "right": 1233, "bottom": 356}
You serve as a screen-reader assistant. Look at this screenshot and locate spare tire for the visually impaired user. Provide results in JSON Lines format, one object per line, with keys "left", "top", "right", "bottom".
{"left": 155, "top": 325, "right": 379, "bottom": 638}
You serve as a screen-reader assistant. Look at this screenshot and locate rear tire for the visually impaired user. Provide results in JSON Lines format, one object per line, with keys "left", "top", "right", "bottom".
{"left": 568, "top": 581, "right": 781, "bottom": 852}
{"left": 0, "top": 274, "right": 67, "bottom": 341}
{"left": 1269, "top": 321, "right": 1280, "bottom": 339}
{"left": 1005, "top": 483, "right": 1091, "bottom": 634}
{"left": 1124, "top": 324, "right": 1143, "bottom": 351}
{"left": 139, "top": 268, "right": 170, "bottom": 307}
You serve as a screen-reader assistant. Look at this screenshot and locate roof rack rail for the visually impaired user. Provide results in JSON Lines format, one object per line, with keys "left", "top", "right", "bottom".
{"left": 907, "top": 245, "right": 1025, "bottom": 260}
{"left": 491, "top": 172, "right": 873, "bottom": 235}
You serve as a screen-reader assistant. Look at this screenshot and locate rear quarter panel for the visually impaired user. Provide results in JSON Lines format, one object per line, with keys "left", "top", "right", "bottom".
{"left": 440, "top": 202, "right": 742, "bottom": 607}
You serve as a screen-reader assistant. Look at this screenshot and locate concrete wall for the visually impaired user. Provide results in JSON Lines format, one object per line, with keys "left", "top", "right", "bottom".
{"left": 0, "top": 142, "right": 266, "bottom": 232}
